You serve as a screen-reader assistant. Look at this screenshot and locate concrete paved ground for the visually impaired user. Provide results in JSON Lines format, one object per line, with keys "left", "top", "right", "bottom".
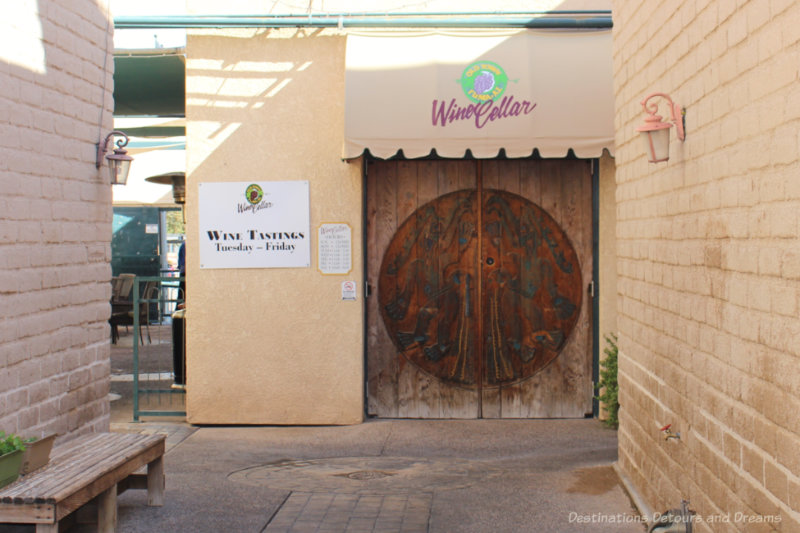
{"left": 102, "top": 326, "right": 646, "bottom": 532}
{"left": 98, "top": 419, "right": 646, "bottom": 533}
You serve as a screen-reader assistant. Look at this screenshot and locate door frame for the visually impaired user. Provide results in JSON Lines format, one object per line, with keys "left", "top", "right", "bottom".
{"left": 361, "top": 153, "right": 600, "bottom": 419}
{"left": 591, "top": 158, "right": 600, "bottom": 418}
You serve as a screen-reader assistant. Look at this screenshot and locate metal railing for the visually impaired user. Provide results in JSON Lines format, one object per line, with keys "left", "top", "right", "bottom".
{"left": 132, "top": 275, "right": 186, "bottom": 421}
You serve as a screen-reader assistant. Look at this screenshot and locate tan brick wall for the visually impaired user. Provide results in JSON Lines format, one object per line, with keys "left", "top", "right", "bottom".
{"left": 599, "top": 153, "right": 618, "bottom": 343}
{"left": 613, "top": 1, "right": 800, "bottom": 530}
{"left": 598, "top": 153, "right": 618, "bottom": 422}
{"left": 0, "top": 1, "right": 114, "bottom": 439}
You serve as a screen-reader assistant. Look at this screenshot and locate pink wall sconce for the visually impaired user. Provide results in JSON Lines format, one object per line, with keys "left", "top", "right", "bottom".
{"left": 636, "top": 93, "right": 685, "bottom": 163}
{"left": 96, "top": 130, "right": 134, "bottom": 185}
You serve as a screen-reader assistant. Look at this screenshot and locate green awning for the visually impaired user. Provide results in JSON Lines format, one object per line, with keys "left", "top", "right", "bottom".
{"left": 114, "top": 48, "right": 185, "bottom": 117}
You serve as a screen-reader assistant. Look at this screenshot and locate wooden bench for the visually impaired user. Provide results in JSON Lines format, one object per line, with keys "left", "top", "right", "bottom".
{"left": 0, "top": 432, "right": 166, "bottom": 533}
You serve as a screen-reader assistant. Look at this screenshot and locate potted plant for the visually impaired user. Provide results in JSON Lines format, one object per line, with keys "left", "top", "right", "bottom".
{"left": 0, "top": 432, "right": 26, "bottom": 489}
{"left": 596, "top": 333, "right": 619, "bottom": 429}
{"left": 20, "top": 433, "right": 57, "bottom": 475}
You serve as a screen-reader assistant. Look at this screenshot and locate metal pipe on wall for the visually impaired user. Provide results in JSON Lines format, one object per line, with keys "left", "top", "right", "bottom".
{"left": 115, "top": 12, "right": 612, "bottom": 30}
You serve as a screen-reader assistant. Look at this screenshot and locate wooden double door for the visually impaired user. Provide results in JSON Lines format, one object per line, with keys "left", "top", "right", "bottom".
{"left": 366, "top": 159, "right": 593, "bottom": 418}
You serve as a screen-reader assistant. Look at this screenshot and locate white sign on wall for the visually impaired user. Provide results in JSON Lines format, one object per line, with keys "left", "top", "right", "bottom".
{"left": 198, "top": 181, "right": 310, "bottom": 269}
{"left": 318, "top": 223, "right": 352, "bottom": 275}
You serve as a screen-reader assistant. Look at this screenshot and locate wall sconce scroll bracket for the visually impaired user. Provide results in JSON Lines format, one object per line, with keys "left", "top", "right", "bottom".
{"left": 96, "top": 130, "right": 133, "bottom": 185}
{"left": 636, "top": 92, "right": 685, "bottom": 163}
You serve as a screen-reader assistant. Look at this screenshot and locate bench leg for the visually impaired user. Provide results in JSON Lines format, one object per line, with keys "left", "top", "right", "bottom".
{"left": 147, "top": 455, "right": 165, "bottom": 506}
{"left": 98, "top": 485, "right": 117, "bottom": 533}
{"left": 36, "top": 524, "right": 59, "bottom": 533}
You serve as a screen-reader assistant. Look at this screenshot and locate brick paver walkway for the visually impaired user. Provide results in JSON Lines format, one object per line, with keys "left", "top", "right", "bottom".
{"left": 264, "top": 492, "right": 432, "bottom": 533}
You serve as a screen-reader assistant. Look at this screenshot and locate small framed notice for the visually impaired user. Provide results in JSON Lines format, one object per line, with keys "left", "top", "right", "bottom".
{"left": 341, "top": 281, "right": 357, "bottom": 301}
{"left": 318, "top": 223, "right": 352, "bottom": 275}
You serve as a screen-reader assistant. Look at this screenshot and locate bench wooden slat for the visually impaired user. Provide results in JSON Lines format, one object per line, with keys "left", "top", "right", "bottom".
{"left": 4, "top": 436, "right": 116, "bottom": 504}
{"left": 1, "top": 434, "right": 129, "bottom": 501}
{"left": 52, "top": 435, "right": 162, "bottom": 505}
{"left": 55, "top": 443, "right": 164, "bottom": 521}
{"left": 1, "top": 433, "right": 162, "bottom": 503}
{"left": 0, "top": 503, "right": 53, "bottom": 523}
{"left": 0, "top": 432, "right": 165, "bottom": 529}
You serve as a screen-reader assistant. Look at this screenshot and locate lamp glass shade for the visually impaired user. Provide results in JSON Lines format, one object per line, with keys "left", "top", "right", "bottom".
{"left": 639, "top": 128, "right": 671, "bottom": 163}
{"left": 106, "top": 147, "right": 133, "bottom": 185}
{"left": 108, "top": 157, "right": 132, "bottom": 185}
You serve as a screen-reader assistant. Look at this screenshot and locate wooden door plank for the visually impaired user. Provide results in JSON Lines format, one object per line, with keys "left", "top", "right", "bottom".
{"left": 504, "top": 160, "right": 592, "bottom": 417}
{"left": 520, "top": 159, "right": 542, "bottom": 207}
{"left": 366, "top": 163, "right": 381, "bottom": 416}
{"left": 482, "top": 159, "right": 499, "bottom": 190}
{"left": 396, "top": 160, "right": 418, "bottom": 224}
{"left": 417, "top": 161, "right": 439, "bottom": 205}
{"left": 394, "top": 185, "right": 478, "bottom": 418}
{"left": 542, "top": 162, "right": 572, "bottom": 416}
{"left": 367, "top": 162, "right": 400, "bottom": 417}
{"left": 439, "top": 162, "right": 479, "bottom": 418}
{"left": 553, "top": 160, "right": 592, "bottom": 417}
{"left": 395, "top": 161, "right": 431, "bottom": 418}
{"left": 414, "top": 161, "right": 443, "bottom": 418}
{"left": 498, "top": 160, "right": 537, "bottom": 418}
{"left": 439, "top": 160, "right": 460, "bottom": 193}
{"left": 458, "top": 160, "right": 477, "bottom": 190}
{"left": 510, "top": 161, "right": 553, "bottom": 418}
{"left": 538, "top": 160, "right": 560, "bottom": 221}
{"left": 376, "top": 162, "right": 400, "bottom": 418}
{"left": 495, "top": 160, "right": 521, "bottom": 195}
{"left": 572, "top": 161, "right": 595, "bottom": 415}
{"left": 482, "top": 160, "right": 524, "bottom": 417}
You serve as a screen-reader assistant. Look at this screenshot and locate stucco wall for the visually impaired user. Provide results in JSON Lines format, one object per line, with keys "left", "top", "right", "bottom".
{"left": 185, "top": 27, "right": 364, "bottom": 424}
{"left": 184, "top": 1, "right": 619, "bottom": 425}
{"left": 0, "top": 1, "right": 114, "bottom": 438}
{"left": 613, "top": 1, "right": 800, "bottom": 529}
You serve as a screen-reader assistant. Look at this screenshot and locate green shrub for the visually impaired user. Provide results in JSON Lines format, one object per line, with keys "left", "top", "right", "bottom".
{"left": 0, "top": 432, "right": 26, "bottom": 455}
{"left": 596, "top": 333, "right": 619, "bottom": 428}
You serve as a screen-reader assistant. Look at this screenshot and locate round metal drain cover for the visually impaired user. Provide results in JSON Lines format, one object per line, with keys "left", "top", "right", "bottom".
{"left": 338, "top": 470, "right": 395, "bottom": 480}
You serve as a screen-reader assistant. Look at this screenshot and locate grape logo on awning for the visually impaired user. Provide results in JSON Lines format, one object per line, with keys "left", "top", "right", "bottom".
{"left": 460, "top": 61, "right": 507, "bottom": 103}
{"left": 432, "top": 60, "right": 536, "bottom": 129}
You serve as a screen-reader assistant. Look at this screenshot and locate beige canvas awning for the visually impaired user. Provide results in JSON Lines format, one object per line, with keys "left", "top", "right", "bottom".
{"left": 344, "top": 29, "right": 614, "bottom": 159}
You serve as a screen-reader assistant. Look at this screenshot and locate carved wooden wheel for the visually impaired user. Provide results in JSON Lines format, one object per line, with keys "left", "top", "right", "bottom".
{"left": 378, "top": 189, "right": 582, "bottom": 389}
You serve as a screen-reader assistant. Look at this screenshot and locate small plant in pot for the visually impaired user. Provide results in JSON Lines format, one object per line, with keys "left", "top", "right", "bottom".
{"left": 0, "top": 432, "right": 27, "bottom": 489}
{"left": 19, "top": 433, "right": 57, "bottom": 475}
